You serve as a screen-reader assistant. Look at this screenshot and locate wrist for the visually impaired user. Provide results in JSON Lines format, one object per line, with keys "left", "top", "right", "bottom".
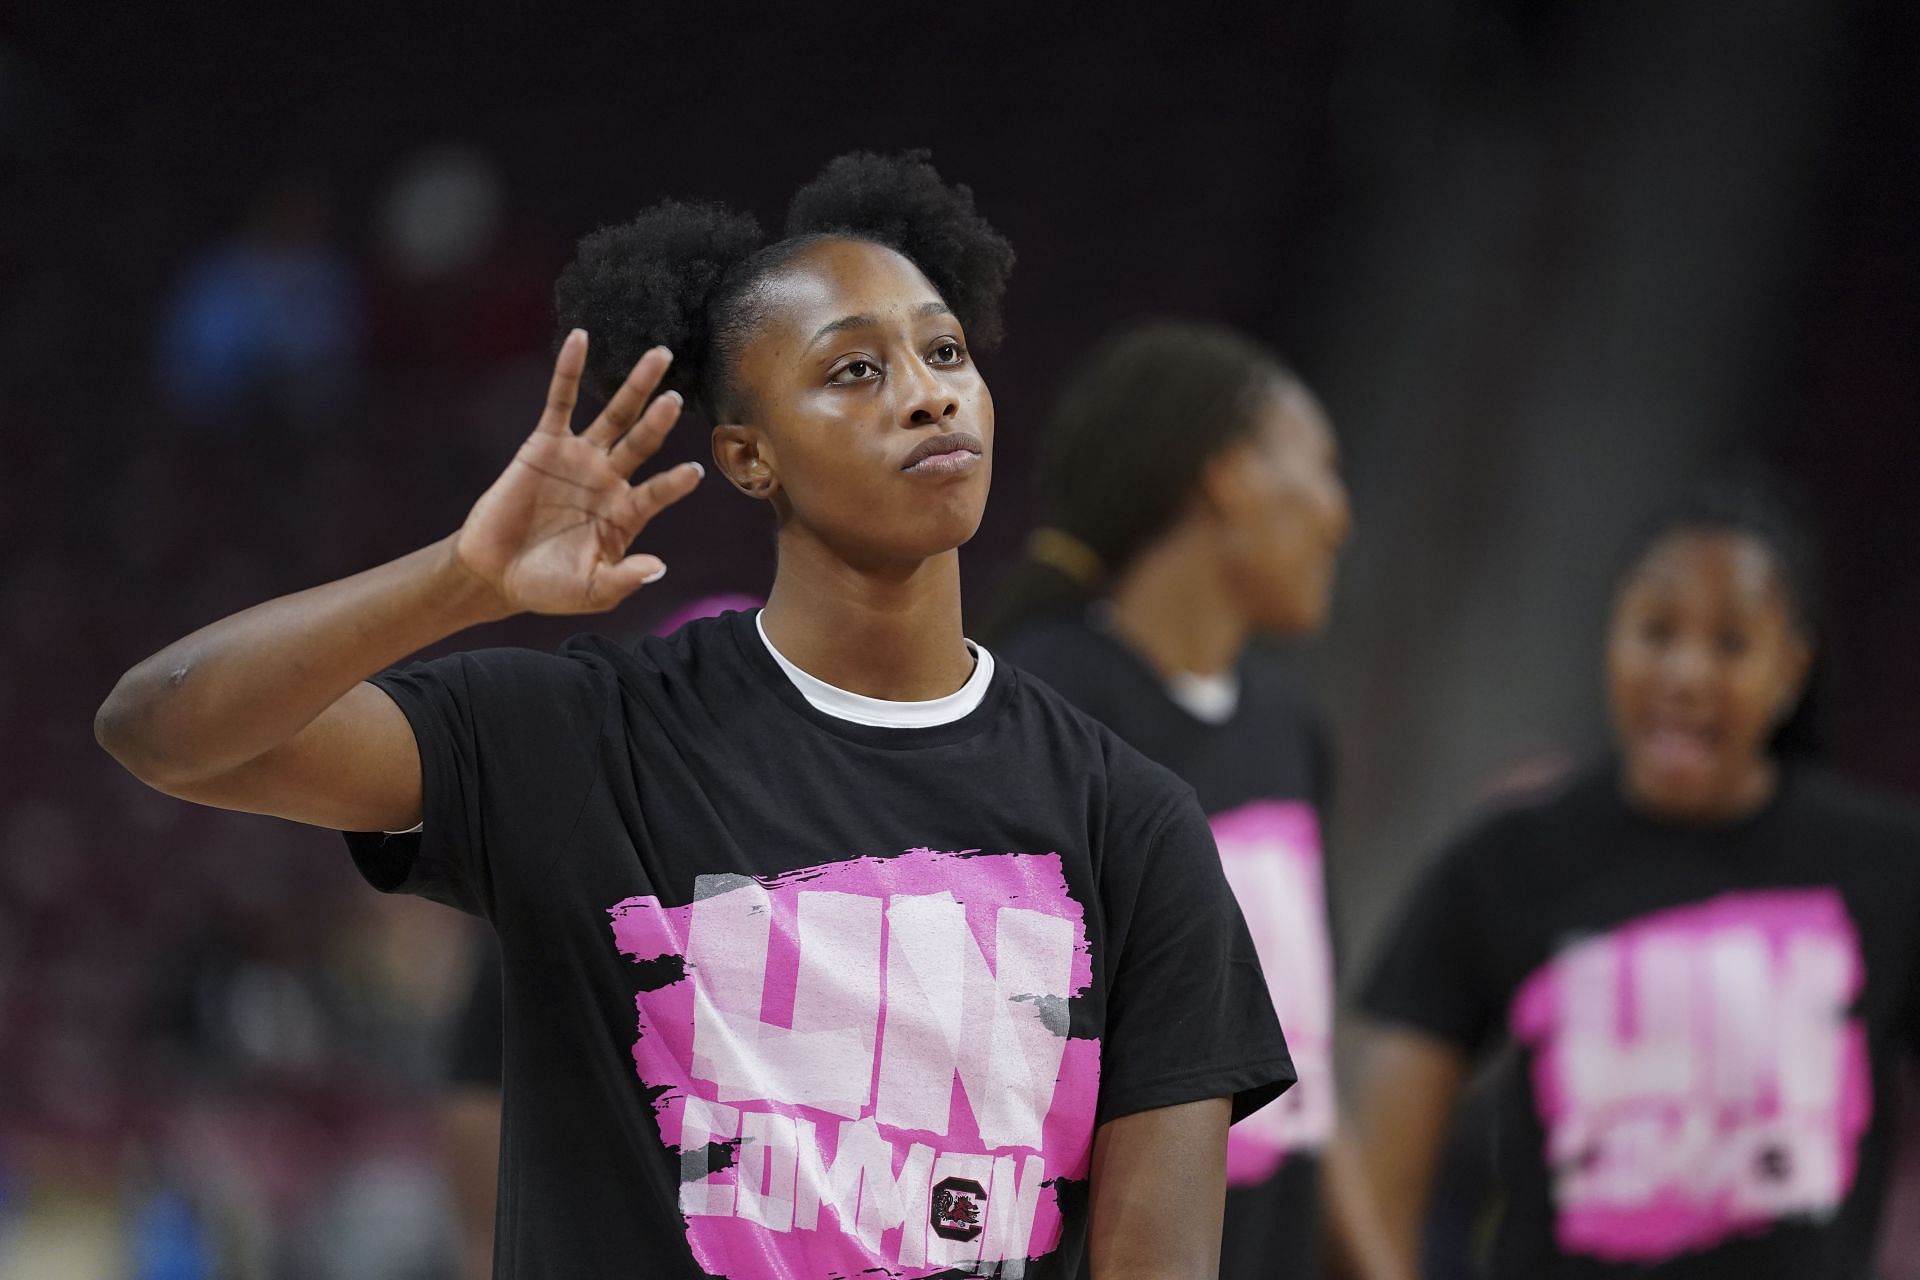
{"left": 430, "top": 534, "right": 518, "bottom": 629}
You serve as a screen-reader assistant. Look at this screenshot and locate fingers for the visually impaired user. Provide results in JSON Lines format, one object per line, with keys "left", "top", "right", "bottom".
{"left": 588, "top": 553, "right": 668, "bottom": 609}
{"left": 622, "top": 460, "right": 705, "bottom": 530}
{"left": 584, "top": 458, "right": 702, "bottom": 612}
{"left": 583, "top": 346, "right": 673, "bottom": 448}
{"left": 607, "top": 386, "right": 684, "bottom": 478}
{"left": 537, "top": 330, "right": 588, "bottom": 436}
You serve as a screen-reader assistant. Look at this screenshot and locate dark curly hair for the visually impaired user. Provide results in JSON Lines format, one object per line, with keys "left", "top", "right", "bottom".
{"left": 1617, "top": 468, "right": 1822, "bottom": 639}
{"left": 553, "top": 151, "right": 1015, "bottom": 422}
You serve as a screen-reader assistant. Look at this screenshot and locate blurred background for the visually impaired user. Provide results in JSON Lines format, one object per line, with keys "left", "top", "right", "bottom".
{"left": 3, "top": 1, "right": 1917, "bottom": 1276}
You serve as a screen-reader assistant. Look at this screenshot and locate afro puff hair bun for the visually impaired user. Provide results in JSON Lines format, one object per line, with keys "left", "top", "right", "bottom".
{"left": 785, "top": 150, "right": 1015, "bottom": 351}
{"left": 552, "top": 152, "right": 1013, "bottom": 415}
{"left": 552, "top": 200, "right": 763, "bottom": 404}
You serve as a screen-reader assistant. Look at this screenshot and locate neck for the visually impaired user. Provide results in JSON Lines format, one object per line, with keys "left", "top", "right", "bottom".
{"left": 1105, "top": 524, "right": 1248, "bottom": 679}
{"left": 1625, "top": 757, "right": 1781, "bottom": 827}
{"left": 760, "top": 529, "right": 974, "bottom": 701}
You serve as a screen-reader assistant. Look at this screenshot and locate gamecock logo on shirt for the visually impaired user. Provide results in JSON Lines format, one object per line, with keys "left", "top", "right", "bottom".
{"left": 932, "top": 1177, "right": 987, "bottom": 1242}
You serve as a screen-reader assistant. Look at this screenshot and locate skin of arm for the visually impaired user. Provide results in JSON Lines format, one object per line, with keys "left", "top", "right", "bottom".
{"left": 94, "top": 537, "right": 494, "bottom": 832}
{"left": 440, "top": 1086, "right": 504, "bottom": 1280}
{"left": 1323, "top": 1123, "right": 1417, "bottom": 1280}
{"left": 94, "top": 336, "right": 698, "bottom": 833}
{"left": 1086, "top": 1097, "right": 1232, "bottom": 1280}
{"left": 1328, "top": 1128, "right": 1420, "bottom": 1274}
{"left": 1354, "top": 1025, "right": 1471, "bottom": 1273}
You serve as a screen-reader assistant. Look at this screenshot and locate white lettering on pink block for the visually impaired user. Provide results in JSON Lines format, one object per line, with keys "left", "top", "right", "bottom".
{"left": 1511, "top": 888, "right": 1871, "bottom": 1262}
{"left": 680, "top": 1096, "right": 742, "bottom": 1218}
{"left": 688, "top": 885, "right": 881, "bottom": 1118}
{"left": 609, "top": 849, "right": 1100, "bottom": 1279}
{"left": 1212, "top": 801, "right": 1335, "bottom": 1185}
{"left": 876, "top": 892, "right": 1076, "bottom": 1152}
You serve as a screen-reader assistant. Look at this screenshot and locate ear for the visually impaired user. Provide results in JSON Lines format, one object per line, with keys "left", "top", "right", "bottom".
{"left": 711, "top": 422, "right": 781, "bottom": 503}
{"left": 1193, "top": 435, "right": 1260, "bottom": 522}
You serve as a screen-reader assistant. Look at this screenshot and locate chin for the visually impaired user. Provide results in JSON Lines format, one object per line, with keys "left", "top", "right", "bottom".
{"left": 1624, "top": 762, "right": 1724, "bottom": 822}
{"left": 873, "top": 509, "right": 985, "bottom": 563}
{"left": 924, "top": 512, "right": 987, "bottom": 555}
{"left": 917, "top": 493, "right": 989, "bottom": 553}
{"left": 1257, "top": 592, "right": 1329, "bottom": 637}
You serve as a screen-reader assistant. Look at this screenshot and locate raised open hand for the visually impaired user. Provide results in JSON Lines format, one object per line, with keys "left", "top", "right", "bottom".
{"left": 455, "top": 331, "right": 704, "bottom": 617}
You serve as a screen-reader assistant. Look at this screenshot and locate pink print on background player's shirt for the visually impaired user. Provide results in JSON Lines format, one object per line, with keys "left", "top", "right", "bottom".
{"left": 1511, "top": 887, "right": 1873, "bottom": 1261}
{"left": 1211, "top": 801, "right": 1336, "bottom": 1187}
{"left": 607, "top": 849, "right": 1099, "bottom": 1280}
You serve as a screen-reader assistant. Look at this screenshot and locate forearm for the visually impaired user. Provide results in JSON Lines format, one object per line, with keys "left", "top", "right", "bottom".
{"left": 1087, "top": 1098, "right": 1230, "bottom": 1280}
{"left": 1354, "top": 1028, "right": 1467, "bottom": 1272}
{"left": 1322, "top": 1127, "right": 1415, "bottom": 1280}
{"left": 96, "top": 533, "right": 503, "bottom": 786}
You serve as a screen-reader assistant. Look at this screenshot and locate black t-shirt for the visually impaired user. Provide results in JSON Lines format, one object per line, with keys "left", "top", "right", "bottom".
{"left": 1361, "top": 761, "right": 1920, "bottom": 1279}
{"left": 1001, "top": 615, "right": 1338, "bottom": 1280}
{"left": 343, "top": 610, "right": 1292, "bottom": 1280}
{"left": 446, "top": 938, "right": 504, "bottom": 1090}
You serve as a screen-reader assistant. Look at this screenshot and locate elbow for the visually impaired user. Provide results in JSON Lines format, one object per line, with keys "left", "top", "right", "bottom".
{"left": 94, "top": 678, "right": 156, "bottom": 777}
{"left": 94, "top": 671, "right": 195, "bottom": 790}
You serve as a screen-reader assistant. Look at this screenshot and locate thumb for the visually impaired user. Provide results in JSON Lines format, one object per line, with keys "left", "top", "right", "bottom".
{"left": 588, "top": 553, "right": 668, "bottom": 609}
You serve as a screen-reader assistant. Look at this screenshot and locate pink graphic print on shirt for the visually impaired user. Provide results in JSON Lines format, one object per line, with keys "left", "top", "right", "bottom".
{"left": 607, "top": 849, "right": 1099, "bottom": 1280}
{"left": 1510, "top": 887, "right": 1872, "bottom": 1261}
{"left": 1211, "top": 801, "right": 1335, "bottom": 1187}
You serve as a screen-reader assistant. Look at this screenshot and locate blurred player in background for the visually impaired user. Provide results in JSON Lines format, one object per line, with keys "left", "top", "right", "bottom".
{"left": 983, "top": 321, "right": 1406, "bottom": 1279}
{"left": 97, "top": 152, "right": 1294, "bottom": 1279}
{"left": 1356, "top": 476, "right": 1920, "bottom": 1278}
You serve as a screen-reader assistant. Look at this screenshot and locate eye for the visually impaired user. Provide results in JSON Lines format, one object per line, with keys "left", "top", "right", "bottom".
{"left": 928, "top": 340, "right": 966, "bottom": 366}
{"left": 829, "top": 358, "right": 882, "bottom": 386}
{"left": 1638, "top": 616, "right": 1677, "bottom": 646}
{"left": 1716, "top": 629, "right": 1752, "bottom": 657}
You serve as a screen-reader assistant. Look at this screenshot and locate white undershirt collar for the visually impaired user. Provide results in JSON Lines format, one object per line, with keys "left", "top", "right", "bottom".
{"left": 1087, "top": 604, "right": 1241, "bottom": 724}
{"left": 1164, "top": 670, "right": 1241, "bottom": 725}
{"left": 757, "top": 611, "right": 993, "bottom": 728}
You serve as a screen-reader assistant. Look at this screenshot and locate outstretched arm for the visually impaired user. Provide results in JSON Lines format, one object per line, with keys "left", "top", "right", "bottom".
{"left": 95, "top": 334, "right": 701, "bottom": 833}
{"left": 1086, "top": 1097, "right": 1231, "bottom": 1280}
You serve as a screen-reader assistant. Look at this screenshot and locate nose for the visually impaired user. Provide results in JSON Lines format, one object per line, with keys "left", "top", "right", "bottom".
{"left": 1327, "top": 476, "right": 1353, "bottom": 548}
{"left": 899, "top": 357, "right": 958, "bottom": 428}
{"left": 1656, "top": 636, "right": 1718, "bottom": 700}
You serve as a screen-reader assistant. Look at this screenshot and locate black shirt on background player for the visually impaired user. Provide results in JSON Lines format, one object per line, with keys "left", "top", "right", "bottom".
{"left": 1361, "top": 760, "right": 1920, "bottom": 1279}
{"left": 344, "top": 609, "right": 1293, "bottom": 1280}
{"left": 1002, "top": 612, "right": 1340, "bottom": 1280}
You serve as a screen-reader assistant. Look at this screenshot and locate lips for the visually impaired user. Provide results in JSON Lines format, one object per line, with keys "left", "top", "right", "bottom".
{"left": 1640, "top": 720, "right": 1719, "bottom": 776}
{"left": 900, "top": 432, "right": 985, "bottom": 473}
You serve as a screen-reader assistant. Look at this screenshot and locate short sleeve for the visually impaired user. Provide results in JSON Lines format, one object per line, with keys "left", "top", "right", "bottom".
{"left": 1357, "top": 838, "right": 1501, "bottom": 1052}
{"left": 340, "top": 646, "right": 612, "bottom": 918}
{"left": 1097, "top": 792, "right": 1296, "bottom": 1128}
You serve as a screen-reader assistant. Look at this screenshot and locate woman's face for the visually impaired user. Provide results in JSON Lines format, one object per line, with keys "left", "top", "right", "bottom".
{"left": 716, "top": 239, "right": 994, "bottom": 568}
{"left": 1212, "top": 386, "right": 1350, "bottom": 634}
{"left": 1606, "top": 530, "right": 1811, "bottom": 822}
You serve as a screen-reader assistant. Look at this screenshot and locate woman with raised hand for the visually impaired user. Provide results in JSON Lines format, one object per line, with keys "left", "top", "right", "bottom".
{"left": 96, "top": 152, "right": 1292, "bottom": 1280}
{"left": 982, "top": 322, "right": 1405, "bottom": 1280}
{"left": 1356, "top": 476, "right": 1920, "bottom": 1278}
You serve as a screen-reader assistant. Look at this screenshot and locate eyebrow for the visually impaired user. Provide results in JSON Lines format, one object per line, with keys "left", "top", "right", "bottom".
{"left": 809, "top": 300, "right": 953, "bottom": 346}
